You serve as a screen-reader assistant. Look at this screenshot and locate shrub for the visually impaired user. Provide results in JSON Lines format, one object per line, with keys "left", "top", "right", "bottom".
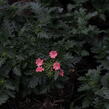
{"left": 71, "top": 66, "right": 109, "bottom": 109}
{"left": 0, "top": 0, "right": 109, "bottom": 108}
{"left": 0, "top": 1, "right": 72, "bottom": 104}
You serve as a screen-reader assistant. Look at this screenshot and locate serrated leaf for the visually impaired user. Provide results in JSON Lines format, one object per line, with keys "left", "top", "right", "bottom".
{"left": 5, "top": 82, "right": 15, "bottom": 90}
{"left": 13, "top": 67, "right": 21, "bottom": 76}
{"left": 0, "top": 94, "right": 9, "bottom": 105}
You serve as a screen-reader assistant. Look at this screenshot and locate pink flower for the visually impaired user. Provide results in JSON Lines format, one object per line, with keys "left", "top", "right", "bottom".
{"left": 35, "top": 58, "right": 44, "bottom": 67}
{"left": 59, "top": 69, "right": 64, "bottom": 77}
{"left": 36, "top": 66, "right": 44, "bottom": 72}
{"left": 53, "top": 62, "right": 61, "bottom": 70}
{"left": 49, "top": 51, "right": 58, "bottom": 59}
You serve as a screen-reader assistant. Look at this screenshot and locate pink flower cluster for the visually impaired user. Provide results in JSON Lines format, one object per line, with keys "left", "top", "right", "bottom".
{"left": 35, "top": 58, "right": 44, "bottom": 72}
{"left": 35, "top": 51, "right": 64, "bottom": 77}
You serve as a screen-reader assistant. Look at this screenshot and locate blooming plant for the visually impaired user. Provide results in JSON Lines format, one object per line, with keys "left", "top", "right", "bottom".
{"left": 1, "top": 0, "right": 109, "bottom": 108}
{"left": 35, "top": 51, "right": 64, "bottom": 78}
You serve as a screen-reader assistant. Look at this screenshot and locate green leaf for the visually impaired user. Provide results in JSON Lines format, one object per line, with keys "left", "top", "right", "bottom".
{"left": 82, "top": 98, "right": 91, "bottom": 108}
{"left": 13, "top": 67, "right": 21, "bottom": 76}
{"left": 105, "top": 103, "right": 109, "bottom": 109}
{"left": 0, "top": 94, "right": 9, "bottom": 105}
{"left": 5, "top": 81, "right": 15, "bottom": 90}
{"left": 78, "top": 84, "right": 90, "bottom": 91}
{"left": 54, "top": 71, "right": 59, "bottom": 80}
{"left": 81, "top": 50, "right": 89, "bottom": 56}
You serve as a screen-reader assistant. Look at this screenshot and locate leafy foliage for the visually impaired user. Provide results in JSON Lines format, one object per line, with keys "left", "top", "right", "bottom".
{"left": 78, "top": 67, "right": 109, "bottom": 109}
{"left": 0, "top": 0, "right": 109, "bottom": 108}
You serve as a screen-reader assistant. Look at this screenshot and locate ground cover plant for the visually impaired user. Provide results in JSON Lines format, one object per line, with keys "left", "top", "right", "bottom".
{"left": 0, "top": 0, "right": 109, "bottom": 109}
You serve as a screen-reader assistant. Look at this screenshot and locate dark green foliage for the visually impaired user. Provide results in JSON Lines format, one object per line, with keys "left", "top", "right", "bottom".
{"left": 78, "top": 67, "right": 109, "bottom": 109}
{"left": 0, "top": 0, "right": 109, "bottom": 109}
